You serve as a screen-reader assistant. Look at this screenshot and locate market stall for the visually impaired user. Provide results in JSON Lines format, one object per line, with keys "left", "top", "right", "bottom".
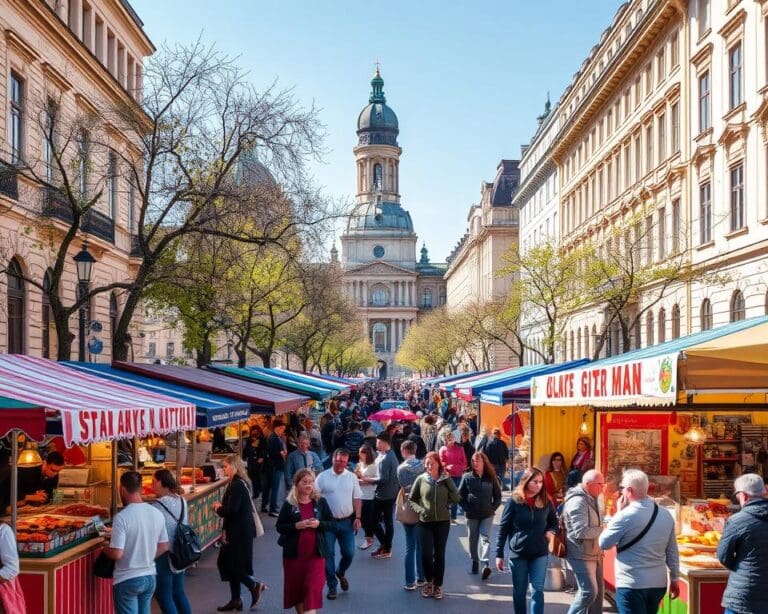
{"left": 0, "top": 355, "right": 196, "bottom": 614}
{"left": 263, "top": 367, "right": 353, "bottom": 395}
{"left": 207, "top": 364, "right": 334, "bottom": 402}
{"left": 64, "top": 362, "right": 253, "bottom": 549}
{"left": 529, "top": 315, "right": 768, "bottom": 614}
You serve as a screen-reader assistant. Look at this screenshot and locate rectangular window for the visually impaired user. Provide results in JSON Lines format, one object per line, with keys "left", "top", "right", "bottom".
{"left": 658, "top": 207, "right": 666, "bottom": 260}
{"left": 730, "top": 163, "right": 745, "bottom": 231}
{"left": 607, "top": 160, "right": 613, "bottom": 201}
{"left": 657, "top": 49, "right": 665, "bottom": 83}
{"left": 645, "top": 64, "right": 653, "bottom": 97}
{"left": 634, "top": 77, "right": 641, "bottom": 109}
{"left": 698, "top": 0, "right": 710, "bottom": 39}
{"left": 671, "top": 31, "right": 679, "bottom": 67}
{"left": 700, "top": 182, "right": 712, "bottom": 243}
{"left": 698, "top": 71, "right": 711, "bottom": 133}
{"left": 108, "top": 153, "right": 118, "bottom": 219}
{"left": 128, "top": 180, "right": 136, "bottom": 232}
{"left": 671, "top": 198, "right": 680, "bottom": 253}
{"left": 44, "top": 100, "right": 56, "bottom": 183}
{"left": 624, "top": 90, "right": 631, "bottom": 119}
{"left": 645, "top": 125, "right": 653, "bottom": 172}
{"left": 166, "top": 342, "right": 175, "bottom": 358}
{"left": 634, "top": 135, "right": 642, "bottom": 181}
{"left": 9, "top": 73, "right": 24, "bottom": 164}
{"left": 632, "top": 222, "right": 641, "bottom": 264}
{"left": 670, "top": 102, "right": 679, "bottom": 153}
{"left": 729, "top": 42, "right": 743, "bottom": 110}
{"left": 645, "top": 215, "right": 654, "bottom": 264}
{"left": 657, "top": 113, "right": 666, "bottom": 161}
{"left": 77, "top": 130, "right": 89, "bottom": 197}
{"left": 614, "top": 102, "right": 620, "bottom": 131}
{"left": 607, "top": 109, "right": 613, "bottom": 138}
{"left": 148, "top": 342, "right": 156, "bottom": 358}
{"left": 623, "top": 144, "right": 630, "bottom": 190}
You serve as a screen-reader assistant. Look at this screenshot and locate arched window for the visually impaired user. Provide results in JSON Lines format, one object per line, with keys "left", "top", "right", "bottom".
{"left": 370, "top": 286, "right": 389, "bottom": 306}
{"left": 569, "top": 330, "right": 575, "bottom": 360}
{"left": 701, "top": 299, "right": 713, "bottom": 331}
{"left": 42, "top": 269, "right": 53, "bottom": 358}
{"left": 373, "top": 163, "right": 382, "bottom": 191}
{"left": 658, "top": 307, "right": 666, "bottom": 343}
{"left": 110, "top": 292, "right": 119, "bottom": 353}
{"left": 576, "top": 329, "right": 582, "bottom": 359}
{"left": 372, "top": 322, "right": 387, "bottom": 353}
{"left": 591, "top": 324, "right": 597, "bottom": 357}
{"left": 6, "top": 258, "right": 25, "bottom": 354}
{"left": 422, "top": 288, "right": 432, "bottom": 308}
{"left": 671, "top": 304, "right": 680, "bottom": 339}
{"left": 583, "top": 326, "right": 590, "bottom": 359}
{"left": 646, "top": 311, "right": 654, "bottom": 347}
{"left": 730, "top": 290, "right": 745, "bottom": 322}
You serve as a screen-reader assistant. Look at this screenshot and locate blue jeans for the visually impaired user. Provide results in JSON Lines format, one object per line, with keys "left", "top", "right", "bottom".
{"left": 467, "top": 516, "right": 493, "bottom": 565}
{"left": 615, "top": 586, "right": 666, "bottom": 614}
{"left": 324, "top": 518, "right": 355, "bottom": 590}
{"left": 402, "top": 522, "right": 424, "bottom": 585}
{"left": 113, "top": 575, "right": 156, "bottom": 614}
{"left": 269, "top": 468, "right": 284, "bottom": 512}
{"left": 154, "top": 552, "right": 192, "bottom": 614}
{"left": 566, "top": 557, "right": 603, "bottom": 614}
{"left": 509, "top": 555, "right": 547, "bottom": 614}
{"left": 450, "top": 477, "right": 461, "bottom": 519}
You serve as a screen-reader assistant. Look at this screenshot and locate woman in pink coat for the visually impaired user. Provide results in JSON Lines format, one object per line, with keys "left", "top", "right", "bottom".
{"left": 439, "top": 430, "right": 467, "bottom": 521}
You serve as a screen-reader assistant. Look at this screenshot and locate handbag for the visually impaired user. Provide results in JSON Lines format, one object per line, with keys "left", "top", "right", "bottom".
{"left": 244, "top": 481, "right": 265, "bottom": 538}
{"left": 92, "top": 550, "right": 115, "bottom": 578}
{"left": 395, "top": 487, "right": 419, "bottom": 525}
{"left": 155, "top": 498, "right": 201, "bottom": 570}
{"left": 549, "top": 514, "right": 568, "bottom": 558}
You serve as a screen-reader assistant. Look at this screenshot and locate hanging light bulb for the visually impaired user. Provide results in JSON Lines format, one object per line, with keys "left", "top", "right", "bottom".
{"left": 18, "top": 443, "right": 42, "bottom": 467}
{"left": 579, "top": 412, "right": 590, "bottom": 435}
{"left": 684, "top": 414, "right": 707, "bottom": 444}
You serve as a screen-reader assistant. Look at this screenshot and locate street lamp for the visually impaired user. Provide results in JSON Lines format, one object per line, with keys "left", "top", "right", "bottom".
{"left": 73, "top": 241, "right": 96, "bottom": 361}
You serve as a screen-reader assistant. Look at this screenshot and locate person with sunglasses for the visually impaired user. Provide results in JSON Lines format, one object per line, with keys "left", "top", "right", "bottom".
{"left": 598, "top": 469, "right": 679, "bottom": 614}
{"left": 717, "top": 473, "right": 768, "bottom": 614}
{"left": 495, "top": 467, "right": 558, "bottom": 614}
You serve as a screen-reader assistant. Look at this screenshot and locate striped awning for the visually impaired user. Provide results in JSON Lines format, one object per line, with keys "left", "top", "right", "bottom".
{"left": 0, "top": 356, "right": 195, "bottom": 446}
{"left": 266, "top": 368, "right": 351, "bottom": 393}
{"left": 207, "top": 365, "right": 333, "bottom": 401}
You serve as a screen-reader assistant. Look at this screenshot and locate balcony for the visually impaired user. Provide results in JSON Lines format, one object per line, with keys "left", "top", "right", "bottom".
{"left": 43, "top": 187, "right": 115, "bottom": 244}
{"left": 0, "top": 162, "right": 18, "bottom": 200}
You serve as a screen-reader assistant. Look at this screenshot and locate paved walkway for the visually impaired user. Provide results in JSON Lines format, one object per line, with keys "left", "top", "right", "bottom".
{"left": 161, "top": 497, "right": 616, "bottom": 613}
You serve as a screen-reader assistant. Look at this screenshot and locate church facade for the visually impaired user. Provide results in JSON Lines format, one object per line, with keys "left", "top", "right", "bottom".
{"left": 339, "top": 70, "right": 446, "bottom": 379}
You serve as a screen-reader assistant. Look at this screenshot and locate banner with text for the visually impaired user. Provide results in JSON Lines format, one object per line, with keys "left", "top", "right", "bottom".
{"left": 61, "top": 404, "right": 197, "bottom": 446}
{"left": 530, "top": 352, "right": 678, "bottom": 407}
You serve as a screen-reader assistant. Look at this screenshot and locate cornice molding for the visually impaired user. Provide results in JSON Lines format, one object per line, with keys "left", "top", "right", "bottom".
{"left": 41, "top": 61, "right": 72, "bottom": 92}
{"left": 4, "top": 29, "right": 39, "bottom": 64}
{"left": 718, "top": 8, "right": 747, "bottom": 39}
{"left": 691, "top": 42, "right": 713, "bottom": 68}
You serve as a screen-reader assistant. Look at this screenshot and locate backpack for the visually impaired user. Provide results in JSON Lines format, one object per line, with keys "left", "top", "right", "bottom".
{"left": 155, "top": 497, "right": 202, "bottom": 571}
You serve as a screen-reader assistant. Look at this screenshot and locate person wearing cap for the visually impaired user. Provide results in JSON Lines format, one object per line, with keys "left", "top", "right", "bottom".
{"left": 717, "top": 473, "right": 768, "bottom": 614}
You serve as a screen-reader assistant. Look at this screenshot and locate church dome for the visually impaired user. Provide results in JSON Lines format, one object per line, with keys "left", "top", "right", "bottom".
{"left": 356, "top": 69, "right": 399, "bottom": 146}
{"left": 235, "top": 146, "right": 276, "bottom": 187}
{"left": 347, "top": 201, "right": 413, "bottom": 232}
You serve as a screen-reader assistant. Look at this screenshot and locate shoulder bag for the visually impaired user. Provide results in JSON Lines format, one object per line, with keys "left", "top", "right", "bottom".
{"left": 617, "top": 502, "right": 658, "bottom": 554}
{"left": 549, "top": 514, "right": 568, "bottom": 558}
{"left": 243, "top": 480, "right": 265, "bottom": 538}
{"left": 395, "top": 486, "right": 419, "bottom": 525}
{"left": 155, "top": 497, "right": 201, "bottom": 570}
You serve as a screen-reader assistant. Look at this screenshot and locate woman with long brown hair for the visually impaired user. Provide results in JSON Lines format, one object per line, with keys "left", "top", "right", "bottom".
{"left": 212, "top": 454, "right": 266, "bottom": 611}
{"left": 458, "top": 452, "right": 502, "bottom": 580}
{"left": 408, "top": 451, "right": 460, "bottom": 600}
{"left": 544, "top": 451, "right": 568, "bottom": 506}
{"left": 354, "top": 443, "right": 378, "bottom": 550}
{"left": 495, "top": 467, "right": 558, "bottom": 614}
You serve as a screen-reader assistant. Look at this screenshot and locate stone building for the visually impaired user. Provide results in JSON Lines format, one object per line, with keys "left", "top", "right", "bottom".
{"left": 340, "top": 70, "right": 446, "bottom": 379}
{"left": 0, "top": 0, "right": 153, "bottom": 360}
{"left": 444, "top": 160, "right": 521, "bottom": 370}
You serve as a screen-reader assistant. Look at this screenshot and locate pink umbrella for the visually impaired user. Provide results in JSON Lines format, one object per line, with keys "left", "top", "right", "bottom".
{"left": 367, "top": 408, "right": 419, "bottom": 422}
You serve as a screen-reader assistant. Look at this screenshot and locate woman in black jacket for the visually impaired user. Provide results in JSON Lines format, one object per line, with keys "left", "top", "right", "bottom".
{"left": 276, "top": 468, "right": 333, "bottom": 613}
{"left": 495, "top": 467, "right": 558, "bottom": 614}
{"left": 213, "top": 454, "right": 266, "bottom": 612}
{"left": 458, "top": 452, "right": 502, "bottom": 580}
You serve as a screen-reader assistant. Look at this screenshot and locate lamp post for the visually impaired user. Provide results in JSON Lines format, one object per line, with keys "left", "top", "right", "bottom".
{"left": 73, "top": 241, "right": 95, "bottom": 361}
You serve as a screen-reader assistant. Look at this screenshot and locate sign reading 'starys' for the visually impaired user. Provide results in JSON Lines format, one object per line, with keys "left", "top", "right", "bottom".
{"left": 530, "top": 353, "right": 678, "bottom": 407}
{"left": 61, "top": 405, "right": 197, "bottom": 446}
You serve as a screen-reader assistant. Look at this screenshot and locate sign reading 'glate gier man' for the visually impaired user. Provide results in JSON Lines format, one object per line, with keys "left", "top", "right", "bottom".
{"left": 530, "top": 353, "right": 678, "bottom": 407}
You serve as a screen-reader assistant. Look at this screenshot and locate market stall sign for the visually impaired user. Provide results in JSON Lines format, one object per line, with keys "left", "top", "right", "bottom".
{"left": 202, "top": 405, "right": 251, "bottom": 428}
{"left": 530, "top": 352, "right": 678, "bottom": 407}
{"left": 63, "top": 405, "right": 197, "bottom": 446}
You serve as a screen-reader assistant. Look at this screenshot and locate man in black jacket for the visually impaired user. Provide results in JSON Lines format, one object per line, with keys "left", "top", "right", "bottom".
{"left": 717, "top": 473, "right": 768, "bottom": 614}
{"left": 484, "top": 428, "right": 509, "bottom": 490}
{"left": 267, "top": 421, "right": 287, "bottom": 516}
{"left": 366, "top": 433, "right": 399, "bottom": 559}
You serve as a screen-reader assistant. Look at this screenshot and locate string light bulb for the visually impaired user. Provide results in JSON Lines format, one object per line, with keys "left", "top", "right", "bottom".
{"left": 579, "top": 412, "right": 589, "bottom": 435}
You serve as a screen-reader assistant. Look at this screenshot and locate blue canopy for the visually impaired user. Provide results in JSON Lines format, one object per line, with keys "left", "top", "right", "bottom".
{"left": 250, "top": 367, "right": 350, "bottom": 394}
{"left": 454, "top": 359, "right": 591, "bottom": 401}
{"left": 64, "top": 362, "right": 251, "bottom": 428}
{"left": 207, "top": 365, "right": 332, "bottom": 401}
{"left": 420, "top": 370, "right": 487, "bottom": 387}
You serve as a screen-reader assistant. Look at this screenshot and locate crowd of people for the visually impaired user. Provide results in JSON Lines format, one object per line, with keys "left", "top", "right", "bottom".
{"left": 9, "top": 379, "right": 764, "bottom": 614}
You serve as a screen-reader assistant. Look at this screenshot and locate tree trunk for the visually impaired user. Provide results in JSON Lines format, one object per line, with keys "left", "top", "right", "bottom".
{"left": 53, "top": 310, "right": 74, "bottom": 361}
{"left": 112, "top": 268, "right": 150, "bottom": 362}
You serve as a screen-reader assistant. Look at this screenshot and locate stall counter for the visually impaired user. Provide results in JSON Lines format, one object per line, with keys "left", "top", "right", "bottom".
{"left": 603, "top": 547, "right": 727, "bottom": 614}
{"left": 183, "top": 477, "right": 228, "bottom": 549}
{"left": 19, "top": 537, "right": 112, "bottom": 614}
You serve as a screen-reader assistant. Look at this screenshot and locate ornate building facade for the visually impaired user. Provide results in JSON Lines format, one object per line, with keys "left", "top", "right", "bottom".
{"left": 340, "top": 70, "right": 446, "bottom": 379}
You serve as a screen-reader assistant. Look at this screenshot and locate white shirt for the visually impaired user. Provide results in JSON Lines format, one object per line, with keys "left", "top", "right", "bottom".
{"left": 358, "top": 462, "right": 378, "bottom": 501}
{"left": 315, "top": 468, "right": 362, "bottom": 518}
{"left": 0, "top": 523, "right": 19, "bottom": 581}
{"left": 110, "top": 502, "right": 168, "bottom": 585}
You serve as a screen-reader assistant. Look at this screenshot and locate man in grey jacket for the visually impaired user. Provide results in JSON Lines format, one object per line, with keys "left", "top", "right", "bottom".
{"left": 564, "top": 470, "right": 605, "bottom": 614}
{"left": 365, "top": 432, "right": 399, "bottom": 558}
{"left": 598, "top": 469, "right": 679, "bottom": 614}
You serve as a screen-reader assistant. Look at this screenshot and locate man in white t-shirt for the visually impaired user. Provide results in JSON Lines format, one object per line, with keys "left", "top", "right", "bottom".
{"left": 105, "top": 471, "right": 169, "bottom": 614}
{"left": 314, "top": 448, "right": 362, "bottom": 600}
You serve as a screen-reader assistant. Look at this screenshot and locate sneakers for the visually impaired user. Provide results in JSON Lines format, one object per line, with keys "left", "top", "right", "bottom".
{"left": 335, "top": 571, "right": 349, "bottom": 591}
{"left": 433, "top": 586, "right": 444, "bottom": 600}
{"left": 421, "top": 582, "right": 433, "bottom": 598}
{"left": 404, "top": 583, "right": 418, "bottom": 591}
{"left": 481, "top": 566, "right": 492, "bottom": 581}
{"left": 416, "top": 579, "right": 427, "bottom": 587}
{"left": 371, "top": 547, "right": 391, "bottom": 558}
{"left": 268, "top": 511, "right": 278, "bottom": 518}
{"left": 358, "top": 538, "right": 373, "bottom": 550}
{"left": 326, "top": 588, "right": 337, "bottom": 600}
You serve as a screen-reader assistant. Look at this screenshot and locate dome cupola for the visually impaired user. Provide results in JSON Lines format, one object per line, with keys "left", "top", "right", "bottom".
{"left": 356, "top": 68, "right": 399, "bottom": 146}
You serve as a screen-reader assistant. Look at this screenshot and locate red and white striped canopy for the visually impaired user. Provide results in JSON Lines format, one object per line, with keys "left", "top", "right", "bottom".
{"left": 0, "top": 356, "right": 195, "bottom": 446}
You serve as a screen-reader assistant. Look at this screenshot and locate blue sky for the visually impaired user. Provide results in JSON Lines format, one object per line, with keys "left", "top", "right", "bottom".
{"left": 131, "top": 1, "right": 623, "bottom": 262}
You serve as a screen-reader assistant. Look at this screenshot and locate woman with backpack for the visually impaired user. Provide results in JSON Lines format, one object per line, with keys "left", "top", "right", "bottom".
{"left": 151, "top": 469, "right": 192, "bottom": 614}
